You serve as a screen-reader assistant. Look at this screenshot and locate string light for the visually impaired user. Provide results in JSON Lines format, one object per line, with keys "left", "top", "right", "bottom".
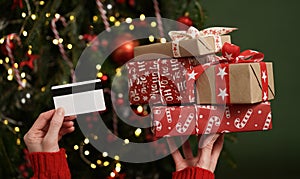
{"left": 13, "top": 63, "right": 18, "bottom": 68}
{"left": 22, "top": 79, "right": 27, "bottom": 86}
{"left": 25, "top": 93, "right": 31, "bottom": 99}
{"left": 21, "top": 12, "right": 26, "bottom": 18}
{"left": 31, "top": 14, "right": 37, "bottom": 20}
{"left": 20, "top": 98, "right": 26, "bottom": 104}
{"left": 69, "top": 15, "right": 75, "bottom": 21}
{"left": 96, "top": 64, "right": 101, "bottom": 70}
{"left": 148, "top": 35, "right": 155, "bottom": 42}
{"left": 110, "top": 172, "right": 116, "bottom": 177}
{"left": 103, "top": 161, "right": 109, "bottom": 167}
{"left": 90, "top": 163, "right": 97, "bottom": 169}
{"left": 74, "top": 145, "right": 79, "bottom": 150}
{"left": 93, "top": 135, "right": 98, "bottom": 140}
{"left": 129, "top": 24, "right": 134, "bottom": 30}
{"left": 16, "top": 138, "right": 21, "bottom": 145}
{"left": 114, "top": 155, "right": 120, "bottom": 160}
{"left": 102, "top": 152, "right": 108, "bottom": 157}
{"left": 41, "top": 86, "right": 46, "bottom": 92}
{"left": 84, "top": 150, "right": 90, "bottom": 155}
{"left": 5, "top": 57, "right": 9, "bottom": 63}
{"left": 125, "top": 17, "right": 132, "bottom": 24}
{"left": 137, "top": 105, "right": 143, "bottom": 113}
{"left": 115, "top": 68, "right": 122, "bottom": 77}
{"left": 124, "top": 139, "right": 129, "bottom": 144}
{"left": 3, "top": 119, "right": 8, "bottom": 125}
{"left": 93, "top": 16, "right": 98, "bottom": 22}
{"left": 21, "top": 72, "right": 25, "bottom": 78}
{"left": 58, "top": 38, "right": 63, "bottom": 44}
{"left": 114, "top": 21, "right": 121, "bottom": 27}
{"left": 8, "top": 68, "right": 13, "bottom": 75}
{"left": 28, "top": 49, "right": 32, "bottom": 55}
{"left": 97, "top": 72, "right": 103, "bottom": 78}
{"left": 14, "top": 127, "right": 20, "bottom": 132}
{"left": 52, "top": 39, "right": 59, "bottom": 45}
{"left": 0, "top": 59, "right": 3, "bottom": 64}
{"left": 22, "top": 31, "right": 28, "bottom": 37}
{"left": 96, "top": 160, "right": 102, "bottom": 165}
{"left": 160, "top": 38, "right": 166, "bottom": 43}
{"left": 84, "top": 138, "right": 89, "bottom": 144}
{"left": 134, "top": 128, "right": 142, "bottom": 137}
{"left": 107, "top": 4, "right": 112, "bottom": 10}
{"left": 109, "top": 16, "right": 115, "bottom": 22}
{"left": 150, "top": 21, "right": 157, "bottom": 27}
{"left": 67, "top": 44, "right": 72, "bottom": 49}
{"left": 140, "top": 14, "right": 146, "bottom": 21}
{"left": 39, "top": 1, "right": 45, "bottom": 5}
{"left": 7, "top": 75, "right": 13, "bottom": 81}
{"left": 55, "top": 13, "right": 60, "bottom": 19}
{"left": 45, "top": 13, "right": 51, "bottom": 18}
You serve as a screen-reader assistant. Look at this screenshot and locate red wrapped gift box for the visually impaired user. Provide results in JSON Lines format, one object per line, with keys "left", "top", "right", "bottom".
{"left": 152, "top": 102, "right": 272, "bottom": 137}
{"left": 126, "top": 57, "right": 202, "bottom": 105}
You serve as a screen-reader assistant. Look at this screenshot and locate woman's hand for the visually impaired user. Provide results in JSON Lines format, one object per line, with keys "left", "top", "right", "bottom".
{"left": 167, "top": 134, "right": 224, "bottom": 172}
{"left": 24, "top": 108, "right": 76, "bottom": 153}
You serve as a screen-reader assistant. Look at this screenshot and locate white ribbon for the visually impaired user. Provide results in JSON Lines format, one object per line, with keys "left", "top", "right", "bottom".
{"left": 168, "top": 26, "right": 237, "bottom": 57}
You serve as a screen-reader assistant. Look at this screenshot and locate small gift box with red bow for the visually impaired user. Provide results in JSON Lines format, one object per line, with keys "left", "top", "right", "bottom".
{"left": 191, "top": 42, "right": 275, "bottom": 104}
{"left": 152, "top": 102, "right": 272, "bottom": 137}
{"left": 134, "top": 26, "right": 235, "bottom": 60}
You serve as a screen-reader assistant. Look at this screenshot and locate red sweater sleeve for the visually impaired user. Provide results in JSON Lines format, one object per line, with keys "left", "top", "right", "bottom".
{"left": 29, "top": 148, "right": 71, "bottom": 179}
{"left": 172, "top": 167, "right": 215, "bottom": 179}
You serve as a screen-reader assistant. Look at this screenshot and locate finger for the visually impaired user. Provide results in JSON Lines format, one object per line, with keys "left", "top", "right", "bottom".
{"left": 31, "top": 109, "right": 55, "bottom": 130}
{"left": 62, "top": 121, "right": 74, "bottom": 128}
{"left": 196, "top": 134, "right": 219, "bottom": 171}
{"left": 44, "top": 108, "right": 65, "bottom": 140}
{"left": 210, "top": 134, "right": 225, "bottom": 172}
{"left": 166, "top": 137, "right": 183, "bottom": 164}
{"left": 64, "top": 115, "right": 77, "bottom": 121}
{"left": 59, "top": 126, "right": 75, "bottom": 137}
{"left": 181, "top": 136, "right": 193, "bottom": 159}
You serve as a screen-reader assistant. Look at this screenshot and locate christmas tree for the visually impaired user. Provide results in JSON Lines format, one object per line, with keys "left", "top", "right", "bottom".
{"left": 0, "top": 0, "right": 235, "bottom": 178}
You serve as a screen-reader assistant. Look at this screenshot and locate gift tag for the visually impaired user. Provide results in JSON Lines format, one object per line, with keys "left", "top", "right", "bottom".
{"left": 51, "top": 79, "right": 106, "bottom": 116}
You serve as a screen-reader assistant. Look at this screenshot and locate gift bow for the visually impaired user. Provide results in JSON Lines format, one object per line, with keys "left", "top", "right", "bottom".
{"left": 187, "top": 42, "right": 265, "bottom": 81}
{"left": 168, "top": 26, "right": 237, "bottom": 57}
{"left": 220, "top": 42, "right": 264, "bottom": 63}
{"left": 168, "top": 26, "right": 237, "bottom": 41}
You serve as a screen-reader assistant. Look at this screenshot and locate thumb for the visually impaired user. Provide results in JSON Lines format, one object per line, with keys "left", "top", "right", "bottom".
{"left": 44, "top": 108, "right": 65, "bottom": 142}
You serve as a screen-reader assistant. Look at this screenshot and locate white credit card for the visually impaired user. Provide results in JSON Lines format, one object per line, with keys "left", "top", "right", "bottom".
{"left": 51, "top": 79, "right": 106, "bottom": 116}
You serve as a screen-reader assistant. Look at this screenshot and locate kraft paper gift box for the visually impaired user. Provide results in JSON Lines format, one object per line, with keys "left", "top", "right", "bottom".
{"left": 196, "top": 62, "right": 275, "bottom": 104}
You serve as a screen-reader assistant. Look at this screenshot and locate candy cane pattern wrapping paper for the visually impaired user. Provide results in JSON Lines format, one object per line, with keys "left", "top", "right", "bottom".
{"left": 152, "top": 102, "right": 272, "bottom": 137}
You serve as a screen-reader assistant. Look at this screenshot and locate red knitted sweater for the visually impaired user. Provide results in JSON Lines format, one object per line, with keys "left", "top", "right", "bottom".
{"left": 29, "top": 149, "right": 214, "bottom": 179}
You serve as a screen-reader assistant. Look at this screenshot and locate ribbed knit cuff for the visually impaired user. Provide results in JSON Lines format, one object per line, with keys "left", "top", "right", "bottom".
{"left": 172, "top": 167, "right": 215, "bottom": 179}
{"left": 29, "top": 148, "right": 71, "bottom": 179}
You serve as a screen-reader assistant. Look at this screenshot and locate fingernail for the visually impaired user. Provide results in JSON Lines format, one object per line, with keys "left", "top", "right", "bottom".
{"left": 57, "top": 108, "right": 65, "bottom": 116}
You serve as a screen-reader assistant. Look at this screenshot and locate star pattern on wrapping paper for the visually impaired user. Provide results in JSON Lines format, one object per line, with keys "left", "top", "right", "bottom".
{"left": 218, "top": 88, "right": 229, "bottom": 101}
{"left": 217, "top": 67, "right": 228, "bottom": 80}
{"left": 143, "top": 96, "right": 148, "bottom": 101}
{"left": 262, "top": 71, "right": 267, "bottom": 83}
{"left": 176, "top": 95, "right": 183, "bottom": 101}
{"left": 144, "top": 71, "right": 150, "bottom": 76}
{"left": 263, "top": 92, "right": 268, "bottom": 101}
{"left": 187, "top": 70, "right": 198, "bottom": 81}
{"left": 225, "top": 52, "right": 233, "bottom": 60}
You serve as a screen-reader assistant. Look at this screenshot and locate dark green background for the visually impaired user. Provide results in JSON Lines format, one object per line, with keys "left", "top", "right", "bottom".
{"left": 202, "top": 0, "right": 299, "bottom": 178}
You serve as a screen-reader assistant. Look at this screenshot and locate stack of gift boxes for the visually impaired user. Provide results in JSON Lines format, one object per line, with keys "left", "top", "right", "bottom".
{"left": 126, "top": 27, "right": 275, "bottom": 137}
